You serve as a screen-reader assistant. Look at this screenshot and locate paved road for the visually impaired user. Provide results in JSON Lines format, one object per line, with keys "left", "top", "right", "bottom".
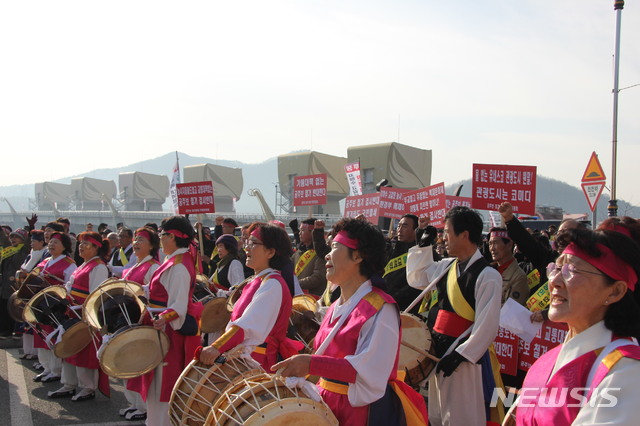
{"left": 0, "top": 339, "right": 144, "bottom": 426}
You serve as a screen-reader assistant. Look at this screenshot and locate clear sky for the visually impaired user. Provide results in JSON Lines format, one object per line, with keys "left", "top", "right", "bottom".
{"left": 1, "top": 1, "right": 639, "bottom": 204}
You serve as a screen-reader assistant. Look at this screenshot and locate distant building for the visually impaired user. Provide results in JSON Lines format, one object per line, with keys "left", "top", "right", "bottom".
{"left": 118, "top": 172, "right": 169, "bottom": 211}
{"left": 71, "top": 177, "right": 117, "bottom": 211}
{"left": 183, "top": 163, "right": 243, "bottom": 213}
{"left": 347, "top": 142, "right": 432, "bottom": 193}
{"left": 277, "top": 151, "right": 348, "bottom": 215}
{"left": 35, "top": 182, "right": 73, "bottom": 211}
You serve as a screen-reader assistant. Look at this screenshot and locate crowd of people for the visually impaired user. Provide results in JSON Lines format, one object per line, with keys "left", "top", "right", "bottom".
{"left": 1, "top": 204, "right": 640, "bottom": 426}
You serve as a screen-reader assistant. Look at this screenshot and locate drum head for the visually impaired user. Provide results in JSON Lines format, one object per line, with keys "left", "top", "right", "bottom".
{"left": 226, "top": 278, "right": 251, "bottom": 313}
{"left": 53, "top": 319, "right": 93, "bottom": 359}
{"left": 83, "top": 280, "right": 146, "bottom": 332}
{"left": 99, "top": 325, "right": 169, "bottom": 379}
{"left": 17, "top": 274, "right": 46, "bottom": 299}
{"left": 292, "top": 294, "right": 318, "bottom": 315}
{"left": 23, "top": 286, "right": 67, "bottom": 325}
{"left": 399, "top": 313, "right": 432, "bottom": 368}
{"left": 7, "top": 292, "right": 26, "bottom": 322}
{"left": 200, "top": 297, "right": 231, "bottom": 333}
{"left": 193, "top": 275, "right": 213, "bottom": 302}
{"left": 208, "top": 376, "right": 338, "bottom": 426}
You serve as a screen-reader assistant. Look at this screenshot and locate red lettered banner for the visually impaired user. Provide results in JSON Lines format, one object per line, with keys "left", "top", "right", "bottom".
{"left": 472, "top": 164, "right": 537, "bottom": 215}
{"left": 343, "top": 193, "right": 380, "bottom": 223}
{"left": 517, "top": 320, "right": 568, "bottom": 372}
{"left": 446, "top": 195, "right": 472, "bottom": 210}
{"left": 293, "top": 174, "right": 327, "bottom": 207}
{"left": 379, "top": 187, "right": 409, "bottom": 219}
{"left": 494, "top": 327, "right": 519, "bottom": 376}
{"left": 403, "top": 182, "right": 447, "bottom": 227}
{"left": 176, "top": 181, "right": 215, "bottom": 214}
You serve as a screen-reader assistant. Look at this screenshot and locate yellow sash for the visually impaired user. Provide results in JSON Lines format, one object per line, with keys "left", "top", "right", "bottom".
{"left": 118, "top": 247, "right": 130, "bottom": 266}
{"left": 295, "top": 249, "right": 316, "bottom": 276}
{"left": 0, "top": 244, "right": 23, "bottom": 262}
{"left": 527, "top": 268, "right": 541, "bottom": 289}
{"left": 446, "top": 259, "right": 475, "bottom": 322}
{"left": 526, "top": 281, "right": 550, "bottom": 312}
{"left": 383, "top": 253, "right": 407, "bottom": 277}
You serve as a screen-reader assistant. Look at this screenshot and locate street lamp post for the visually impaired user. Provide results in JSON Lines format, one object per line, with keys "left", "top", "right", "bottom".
{"left": 608, "top": 0, "right": 624, "bottom": 217}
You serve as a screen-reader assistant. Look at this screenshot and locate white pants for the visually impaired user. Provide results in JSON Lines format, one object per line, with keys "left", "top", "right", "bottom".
{"left": 428, "top": 361, "right": 485, "bottom": 426}
{"left": 22, "top": 333, "right": 37, "bottom": 356}
{"left": 38, "top": 348, "right": 62, "bottom": 376}
{"left": 61, "top": 362, "right": 98, "bottom": 391}
{"left": 124, "top": 379, "right": 146, "bottom": 412}
{"left": 146, "top": 364, "right": 170, "bottom": 426}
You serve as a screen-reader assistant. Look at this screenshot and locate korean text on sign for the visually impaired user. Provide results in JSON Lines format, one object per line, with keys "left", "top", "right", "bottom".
{"left": 176, "top": 181, "right": 215, "bottom": 214}
{"left": 379, "top": 187, "right": 409, "bottom": 219}
{"left": 293, "top": 174, "right": 328, "bottom": 207}
{"left": 471, "top": 164, "right": 537, "bottom": 215}
{"left": 343, "top": 193, "right": 380, "bottom": 224}
{"left": 403, "top": 182, "right": 447, "bottom": 227}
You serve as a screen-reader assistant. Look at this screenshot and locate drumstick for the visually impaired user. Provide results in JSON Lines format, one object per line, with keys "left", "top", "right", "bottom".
{"left": 400, "top": 339, "right": 441, "bottom": 363}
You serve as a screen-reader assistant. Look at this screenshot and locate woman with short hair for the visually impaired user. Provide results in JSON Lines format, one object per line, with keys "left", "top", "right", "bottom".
{"left": 273, "top": 217, "right": 428, "bottom": 425}
{"left": 513, "top": 228, "right": 640, "bottom": 425}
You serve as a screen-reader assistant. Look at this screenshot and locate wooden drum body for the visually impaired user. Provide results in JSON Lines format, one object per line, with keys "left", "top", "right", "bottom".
{"left": 169, "top": 353, "right": 265, "bottom": 426}
{"left": 207, "top": 375, "right": 338, "bottom": 425}
{"left": 398, "top": 313, "right": 435, "bottom": 388}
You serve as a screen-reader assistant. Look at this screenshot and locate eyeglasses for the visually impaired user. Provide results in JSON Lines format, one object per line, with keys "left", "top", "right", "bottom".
{"left": 244, "top": 240, "right": 264, "bottom": 249}
{"left": 546, "top": 262, "right": 604, "bottom": 282}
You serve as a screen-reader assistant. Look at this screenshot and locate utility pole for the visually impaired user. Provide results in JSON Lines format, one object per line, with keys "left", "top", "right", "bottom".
{"left": 608, "top": 0, "right": 624, "bottom": 217}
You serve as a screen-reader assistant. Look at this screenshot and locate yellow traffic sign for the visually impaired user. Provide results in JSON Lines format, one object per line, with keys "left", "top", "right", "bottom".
{"left": 581, "top": 152, "right": 606, "bottom": 182}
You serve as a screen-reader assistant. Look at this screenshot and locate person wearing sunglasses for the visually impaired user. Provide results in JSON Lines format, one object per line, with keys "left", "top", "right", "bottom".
{"left": 512, "top": 228, "right": 640, "bottom": 425}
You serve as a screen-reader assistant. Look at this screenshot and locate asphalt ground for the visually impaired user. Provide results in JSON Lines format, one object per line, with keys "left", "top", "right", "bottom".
{"left": 0, "top": 338, "right": 144, "bottom": 426}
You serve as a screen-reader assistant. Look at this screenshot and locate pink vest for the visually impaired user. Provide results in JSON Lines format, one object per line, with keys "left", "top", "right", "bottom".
{"left": 517, "top": 340, "right": 640, "bottom": 425}
{"left": 122, "top": 257, "right": 159, "bottom": 285}
{"left": 39, "top": 256, "right": 75, "bottom": 286}
{"left": 232, "top": 271, "right": 295, "bottom": 370}
{"left": 69, "top": 257, "right": 104, "bottom": 304}
{"left": 314, "top": 287, "right": 399, "bottom": 425}
{"left": 148, "top": 253, "right": 195, "bottom": 308}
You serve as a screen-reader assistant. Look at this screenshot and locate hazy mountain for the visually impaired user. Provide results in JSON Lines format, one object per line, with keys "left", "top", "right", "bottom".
{"left": 1, "top": 151, "right": 637, "bottom": 223}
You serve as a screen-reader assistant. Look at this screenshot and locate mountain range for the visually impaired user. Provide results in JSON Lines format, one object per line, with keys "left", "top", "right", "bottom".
{"left": 1, "top": 151, "right": 638, "bottom": 223}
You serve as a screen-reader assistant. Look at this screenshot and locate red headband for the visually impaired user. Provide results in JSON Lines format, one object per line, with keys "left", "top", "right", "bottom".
{"left": 164, "top": 229, "right": 189, "bottom": 239}
{"left": 490, "top": 230, "right": 511, "bottom": 241}
{"left": 83, "top": 236, "right": 103, "bottom": 248}
{"left": 135, "top": 230, "right": 152, "bottom": 241}
{"left": 50, "top": 233, "right": 63, "bottom": 242}
{"left": 250, "top": 227, "right": 263, "bottom": 241}
{"left": 564, "top": 242, "right": 637, "bottom": 291}
{"left": 334, "top": 230, "right": 359, "bottom": 250}
{"left": 607, "top": 223, "right": 633, "bottom": 239}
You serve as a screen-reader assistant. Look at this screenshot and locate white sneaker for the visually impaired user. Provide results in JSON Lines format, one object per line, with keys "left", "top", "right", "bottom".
{"left": 119, "top": 406, "right": 136, "bottom": 416}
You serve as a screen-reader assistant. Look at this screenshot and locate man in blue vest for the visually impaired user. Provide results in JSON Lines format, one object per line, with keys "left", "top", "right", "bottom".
{"left": 406, "top": 206, "right": 502, "bottom": 426}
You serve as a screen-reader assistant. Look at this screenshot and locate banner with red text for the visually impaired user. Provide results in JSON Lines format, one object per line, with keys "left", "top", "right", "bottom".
{"left": 445, "top": 195, "right": 472, "bottom": 211}
{"left": 379, "top": 187, "right": 409, "bottom": 219}
{"left": 176, "top": 181, "right": 215, "bottom": 215}
{"left": 344, "top": 162, "right": 363, "bottom": 196}
{"left": 472, "top": 164, "right": 537, "bottom": 215}
{"left": 344, "top": 193, "right": 380, "bottom": 223}
{"left": 517, "top": 320, "right": 568, "bottom": 372}
{"left": 293, "top": 174, "right": 327, "bottom": 206}
{"left": 494, "top": 327, "right": 520, "bottom": 376}
{"left": 403, "top": 182, "right": 447, "bottom": 227}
